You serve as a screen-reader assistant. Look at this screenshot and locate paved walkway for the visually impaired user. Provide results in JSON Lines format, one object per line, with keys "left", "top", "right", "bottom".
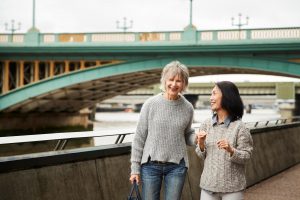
{"left": 245, "top": 163, "right": 300, "bottom": 200}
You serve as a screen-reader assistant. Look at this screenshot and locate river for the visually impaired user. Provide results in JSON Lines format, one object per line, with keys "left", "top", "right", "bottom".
{"left": 93, "top": 108, "right": 280, "bottom": 145}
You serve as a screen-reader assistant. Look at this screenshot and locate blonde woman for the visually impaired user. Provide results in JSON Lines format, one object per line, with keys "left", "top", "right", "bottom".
{"left": 130, "top": 61, "right": 196, "bottom": 200}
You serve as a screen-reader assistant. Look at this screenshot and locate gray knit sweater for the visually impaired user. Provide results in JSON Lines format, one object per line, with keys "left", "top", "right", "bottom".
{"left": 195, "top": 118, "right": 253, "bottom": 193}
{"left": 130, "top": 93, "right": 195, "bottom": 175}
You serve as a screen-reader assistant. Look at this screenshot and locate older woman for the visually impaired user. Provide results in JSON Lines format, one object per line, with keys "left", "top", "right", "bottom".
{"left": 196, "top": 81, "right": 253, "bottom": 200}
{"left": 129, "top": 61, "right": 196, "bottom": 200}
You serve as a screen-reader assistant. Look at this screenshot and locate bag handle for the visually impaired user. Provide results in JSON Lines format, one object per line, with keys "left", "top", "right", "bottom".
{"left": 128, "top": 180, "right": 142, "bottom": 200}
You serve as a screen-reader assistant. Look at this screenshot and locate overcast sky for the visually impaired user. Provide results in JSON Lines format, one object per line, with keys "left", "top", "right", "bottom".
{"left": 1, "top": 0, "right": 300, "bottom": 82}
{"left": 1, "top": 0, "right": 300, "bottom": 33}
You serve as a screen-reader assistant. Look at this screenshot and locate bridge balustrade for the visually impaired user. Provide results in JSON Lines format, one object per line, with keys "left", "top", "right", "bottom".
{"left": 1, "top": 27, "right": 300, "bottom": 46}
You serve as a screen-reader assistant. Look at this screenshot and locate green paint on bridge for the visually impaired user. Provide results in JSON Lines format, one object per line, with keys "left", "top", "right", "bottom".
{"left": 1, "top": 55, "right": 300, "bottom": 112}
{"left": 1, "top": 27, "right": 300, "bottom": 113}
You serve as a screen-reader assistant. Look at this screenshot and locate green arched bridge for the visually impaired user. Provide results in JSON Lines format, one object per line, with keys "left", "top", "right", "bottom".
{"left": 0, "top": 26, "right": 300, "bottom": 132}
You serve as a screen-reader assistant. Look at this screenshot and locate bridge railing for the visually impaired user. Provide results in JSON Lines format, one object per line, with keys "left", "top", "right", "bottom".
{"left": 1, "top": 117, "right": 300, "bottom": 156}
{"left": 1, "top": 27, "right": 300, "bottom": 46}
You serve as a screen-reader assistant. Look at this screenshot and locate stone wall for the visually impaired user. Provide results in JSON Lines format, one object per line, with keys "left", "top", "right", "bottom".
{"left": 0, "top": 123, "right": 300, "bottom": 200}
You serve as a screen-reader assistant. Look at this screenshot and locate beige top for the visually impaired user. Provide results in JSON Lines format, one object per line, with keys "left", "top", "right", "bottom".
{"left": 196, "top": 118, "right": 253, "bottom": 193}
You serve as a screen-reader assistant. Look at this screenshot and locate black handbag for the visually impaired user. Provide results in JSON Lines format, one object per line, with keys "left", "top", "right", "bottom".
{"left": 128, "top": 181, "right": 142, "bottom": 200}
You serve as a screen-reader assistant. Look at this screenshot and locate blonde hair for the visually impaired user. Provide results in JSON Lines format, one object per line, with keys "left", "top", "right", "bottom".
{"left": 160, "top": 60, "right": 189, "bottom": 93}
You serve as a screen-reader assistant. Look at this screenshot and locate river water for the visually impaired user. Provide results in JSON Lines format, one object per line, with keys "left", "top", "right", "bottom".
{"left": 93, "top": 108, "right": 280, "bottom": 145}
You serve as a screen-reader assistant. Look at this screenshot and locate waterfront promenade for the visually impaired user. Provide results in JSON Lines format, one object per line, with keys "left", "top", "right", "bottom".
{"left": 245, "top": 163, "right": 300, "bottom": 200}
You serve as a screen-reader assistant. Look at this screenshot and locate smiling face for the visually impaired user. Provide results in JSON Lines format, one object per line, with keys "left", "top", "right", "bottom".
{"left": 165, "top": 74, "right": 184, "bottom": 100}
{"left": 210, "top": 85, "right": 223, "bottom": 111}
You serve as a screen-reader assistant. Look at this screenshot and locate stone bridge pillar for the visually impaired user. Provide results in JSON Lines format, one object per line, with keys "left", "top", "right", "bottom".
{"left": 276, "top": 82, "right": 295, "bottom": 119}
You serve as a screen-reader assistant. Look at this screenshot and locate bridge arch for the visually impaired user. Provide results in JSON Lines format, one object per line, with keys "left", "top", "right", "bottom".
{"left": 1, "top": 56, "right": 300, "bottom": 113}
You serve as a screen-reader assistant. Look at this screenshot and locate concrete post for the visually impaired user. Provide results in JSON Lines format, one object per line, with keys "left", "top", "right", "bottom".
{"left": 276, "top": 82, "right": 295, "bottom": 119}
{"left": 183, "top": 25, "right": 197, "bottom": 44}
{"left": 25, "top": 28, "right": 40, "bottom": 46}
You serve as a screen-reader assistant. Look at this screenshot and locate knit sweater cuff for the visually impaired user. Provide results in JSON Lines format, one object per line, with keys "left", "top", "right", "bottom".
{"left": 229, "top": 148, "right": 242, "bottom": 163}
{"left": 131, "top": 162, "right": 141, "bottom": 175}
{"left": 195, "top": 145, "right": 206, "bottom": 158}
{"left": 186, "top": 132, "right": 196, "bottom": 146}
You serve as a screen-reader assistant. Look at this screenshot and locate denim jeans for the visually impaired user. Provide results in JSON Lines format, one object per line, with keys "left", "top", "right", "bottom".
{"left": 141, "top": 159, "right": 187, "bottom": 200}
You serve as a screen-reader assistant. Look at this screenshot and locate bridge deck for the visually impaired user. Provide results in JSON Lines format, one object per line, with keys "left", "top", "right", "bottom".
{"left": 245, "top": 163, "right": 300, "bottom": 200}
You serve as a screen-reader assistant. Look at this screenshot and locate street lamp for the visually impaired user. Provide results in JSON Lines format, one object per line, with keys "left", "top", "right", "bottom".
{"left": 189, "top": 0, "right": 194, "bottom": 27}
{"left": 5, "top": 19, "right": 21, "bottom": 34}
{"left": 231, "top": 13, "right": 249, "bottom": 39}
{"left": 116, "top": 17, "right": 133, "bottom": 33}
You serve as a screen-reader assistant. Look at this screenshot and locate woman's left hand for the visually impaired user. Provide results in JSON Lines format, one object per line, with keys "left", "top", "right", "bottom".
{"left": 217, "top": 139, "right": 234, "bottom": 156}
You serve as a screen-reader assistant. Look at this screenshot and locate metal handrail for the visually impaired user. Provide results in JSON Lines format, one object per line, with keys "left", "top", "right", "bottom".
{"left": 53, "top": 139, "right": 69, "bottom": 151}
{"left": 1, "top": 117, "right": 300, "bottom": 152}
{"left": 245, "top": 116, "right": 300, "bottom": 128}
{"left": 0, "top": 131, "right": 134, "bottom": 151}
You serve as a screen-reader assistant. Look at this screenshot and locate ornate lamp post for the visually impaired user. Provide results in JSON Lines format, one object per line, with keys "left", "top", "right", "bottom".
{"left": 116, "top": 17, "right": 133, "bottom": 33}
{"left": 5, "top": 20, "right": 21, "bottom": 34}
{"left": 231, "top": 13, "right": 249, "bottom": 39}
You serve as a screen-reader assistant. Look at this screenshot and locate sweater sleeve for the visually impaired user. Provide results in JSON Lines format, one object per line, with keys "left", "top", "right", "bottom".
{"left": 229, "top": 125, "right": 253, "bottom": 165}
{"left": 185, "top": 109, "right": 196, "bottom": 146}
{"left": 130, "top": 101, "right": 150, "bottom": 175}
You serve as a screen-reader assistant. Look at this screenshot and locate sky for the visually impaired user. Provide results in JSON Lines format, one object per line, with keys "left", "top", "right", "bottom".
{"left": 1, "top": 0, "right": 300, "bottom": 82}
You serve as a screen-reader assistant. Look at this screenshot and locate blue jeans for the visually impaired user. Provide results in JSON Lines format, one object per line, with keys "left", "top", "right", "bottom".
{"left": 141, "top": 159, "right": 187, "bottom": 200}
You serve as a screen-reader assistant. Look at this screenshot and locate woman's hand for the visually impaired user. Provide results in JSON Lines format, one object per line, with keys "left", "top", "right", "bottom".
{"left": 196, "top": 131, "right": 207, "bottom": 151}
{"left": 129, "top": 174, "right": 141, "bottom": 185}
{"left": 217, "top": 139, "right": 234, "bottom": 156}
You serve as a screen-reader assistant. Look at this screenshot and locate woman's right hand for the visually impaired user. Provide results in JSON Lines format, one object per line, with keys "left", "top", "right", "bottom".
{"left": 197, "top": 131, "right": 207, "bottom": 150}
{"left": 129, "top": 174, "right": 140, "bottom": 185}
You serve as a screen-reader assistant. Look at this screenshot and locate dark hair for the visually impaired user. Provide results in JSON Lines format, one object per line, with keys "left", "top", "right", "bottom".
{"left": 215, "top": 81, "right": 244, "bottom": 121}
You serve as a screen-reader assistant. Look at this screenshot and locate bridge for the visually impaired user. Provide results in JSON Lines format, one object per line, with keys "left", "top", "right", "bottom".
{"left": 1, "top": 26, "right": 300, "bottom": 133}
{"left": 1, "top": 23, "right": 300, "bottom": 199}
